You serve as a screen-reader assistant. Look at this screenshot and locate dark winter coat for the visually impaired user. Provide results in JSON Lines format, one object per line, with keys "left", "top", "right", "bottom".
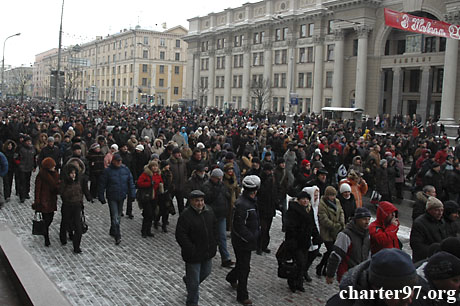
{"left": 410, "top": 212, "right": 448, "bottom": 262}
{"left": 38, "top": 145, "right": 61, "bottom": 169}
{"left": 423, "top": 169, "right": 444, "bottom": 198}
{"left": 2, "top": 140, "right": 17, "bottom": 174}
{"left": 184, "top": 171, "right": 208, "bottom": 196}
{"left": 175, "top": 205, "right": 217, "bottom": 263}
{"left": 202, "top": 179, "right": 231, "bottom": 219}
{"left": 168, "top": 155, "right": 187, "bottom": 192}
{"left": 285, "top": 200, "right": 320, "bottom": 253}
{"left": 34, "top": 168, "right": 60, "bottom": 213}
{"left": 87, "top": 150, "right": 105, "bottom": 178}
{"left": 60, "top": 164, "right": 86, "bottom": 206}
{"left": 98, "top": 164, "right": 136, "bottom": 202}
{"left": 231, "top": 193, "right": 260, "bottom": 251}
{"left": 376, "top": 166, "right": 391, "bottom": 199}
{"left": 412, "top": 191, "right": 429, "bottom": 221}
{"left": 18, "top": 143, "right": 36, "bottom": 172}
{"left": 337, "top": 193, "right": 356, "bottom": 223}
{"left": 186, "top": 156, "right": 205, "bottom": 178}
{"left": 257, "top": 171, "right": 277, "bottom": 218}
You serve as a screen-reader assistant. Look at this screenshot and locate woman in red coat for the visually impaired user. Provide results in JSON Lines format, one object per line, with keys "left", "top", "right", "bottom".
{"left": 368, "top": 201, "right": 400, "bottom": 255}
{"left": 137, "top": 160, "right": 163, "bottom": 238}
{"left": 33, "top": 157, "right": 60, "bottom": 246}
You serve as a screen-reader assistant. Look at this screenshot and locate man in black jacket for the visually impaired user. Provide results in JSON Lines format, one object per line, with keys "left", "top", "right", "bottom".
{"left": 175, "top": 190, "right": 217, "bottom": 306}
{"left": 38, "top": 136, "right": 62, "bottom": 171}
{"left": 202, "top": 168, "right": 234, "bottom": 268}
{"left": 226, "top": 175, "right": 261, "bottom": 306}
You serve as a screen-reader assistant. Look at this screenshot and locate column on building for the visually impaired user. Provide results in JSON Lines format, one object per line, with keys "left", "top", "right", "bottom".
{"left": 242, "top": 45, "right": 251, "bottom": 109}
{"left": 224, "top": 47, "right": 232, "bottom": 105}
{"left": 332, "top": 29, "right": 344, "bottom": 107}
{"left": 185, "top": 49, "right": 195, "bottom": 102}
{"left": 378, "top": 69, "right": 386, "bottom": 115}
{"left": 312, "top": 36, "right": 324, "bottom": 114}
{"left": 263, "top": 41, "right": 273, "bottom": 111}
{"left": 391, "top": 67, "right": 403, "bottom": 117}
{"left": 440, "top": 38, "right": 459, "bottom": 124}
{"left": 286, "top": 38, "right": 296, "bottom": 113}
{"left": 193, "top": 51, "right": 200, "bottom": 101}
{"left": 207, "top": 50, "right": 216, "bottom": 108}
{"left": 419, "top": 66, "right": 432, "bottom": 124}
{"left": 355, "top": 25, "right": 371, "bottom": 110}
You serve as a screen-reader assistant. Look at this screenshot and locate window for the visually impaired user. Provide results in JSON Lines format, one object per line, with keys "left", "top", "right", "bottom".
{"left": 142, "top": 78, "right": 147, "bottom": 86}
{"left": 252, "top": 52, "right": 264, "bottom": 66}
{"left": 424, "top": 37, "right": 436, "bottom": 53}
{"left": 251, "top": 74, "right": 263, "bottom": 87}
{"left": 326, "top": 71, "right": 333, "bottom": 88}
{"left": 328, "top": 20, "right": 334, "bottom": 34}
{"left": 159, "top": 65, "right": 165, "bottom": 74}
{"left": 216, "top": 76, "right": 225, "bottom": 88}
{"left": 112, "top": 66, "right": 116, "bottom": 74}
{"left": 325, "top": 98, "right": 332, "bottom": 107}
{"left": 123, "top": 78, "right": 126, "bottom": 86}
{"left": 119, "top": 41, "right": 122, "bottom": 49}
{"left": 275, "top": 28, "right": 282, "bottom": 41}
{"left": 253, "top": 31, "right": 264, "bottom": 44}
{"left": 130, "top": 78, "right": 133, "bottom": 86}
{"left": 175, "top": 53, "right": 180, "bottom": 61}
{"left": 174, "top": 66, "right": 180, "bottom": 74}
{"left": 273, "top": 97, "right": 278, "bottom": 112}
{"left": 142, "top": 64, "right": 148, "bottom": 73}
{"left": 300, "top": 24, "right": 307, "bottom": 38}
{"left": 176, "top": 40, "right": 181, "bottom": 48}
{"left": 159, "top": 78, "right": 165, "bottom": 87}
{"left": 160, "top": 38, "right": 166, "bottom": 46}
{"left": 306, "top": 72, "right": 313, "bottom": 88}
{"left": 160, "top": 51, "right": 165, "bottom": 60}
{"left": 123, "top": 65, "right": 127, "bottom": 73}
{"left": 144, "top": 37, "right": 149, "bottom": 45}
{"left": 201, "top": 58, "right": 209, "bottom": 70}
{"left": 274, "top": 73, "right": 279, "bottom": 87}
{"left": 308, "top": 23, "right": 315, "bottom": 37}
{"left": 201, "top": 41, "right": 209, "bottom": 51}
{"left": 298, "top": 73, "right": 305, "bottom": 88}
{"left": 232, "top": 75, "right": 242, "bottom": 88}
{"left": 397, "top": 40, "right": 406, "bottom": 55}
{"left": 200, "top": 77, "right": 208, "bottom": 88}
{"left": 112, "top": 79, "right": 115, "bottom": 86}
{"left": 130, "top": 64, "right": 133, "bottom": 73}
{"left": 118, "top": 79, "right": 121, "bottom": 86}
{"left": 327, "top": 44, "right": 335, "bottom": 61}
{"left": 409, "top": 70, "right": 420, "bottom": 92}
{"left": 283, "top": 28, "right": 288, "bottom": 40}
{"left": 280, "top": 73, "right": 286, "bottom": 88}
{"left": 216, "top": 56, "right": 225, "bottom": 69}
{"left": 113, "top": 54, "right": 116, "bottom": 62}
{"left": 275, "top": 50, "right": 287, "bottom": 64}
{"left": 440, "top": 38, "right": 446, "bottom": 52}
{"left": 233, "top": 54, "right": 243, "bottom": 68}
{"left": 117, "top": 66, "right": 121, "bottom": 74}
{"left": 353, "top": 39, "right": 359, "bottom": 56}
{"left": 174, "top": 87, "right": 179, "bottom": 95}
{"left": 234, "top": 35, "right": 244, "bottom": 47}
{"left": 217, "top": 38, "right": 226, "bottom": 49}
{"left": 143, "top": 50, "right": 148, "bottom": 59}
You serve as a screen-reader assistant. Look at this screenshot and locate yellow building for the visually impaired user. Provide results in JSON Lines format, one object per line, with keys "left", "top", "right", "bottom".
{"left": 33, "top": 26, "right": 188, "bottom": 106}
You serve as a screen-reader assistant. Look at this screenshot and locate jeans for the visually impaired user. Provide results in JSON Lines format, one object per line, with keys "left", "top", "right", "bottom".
{"left": 18, "top": 170, "right": 31, "bottom": 200}
{"left": 226, "top": 246, "right": 251, "bottom": 301}
{"left": 258, "top": 216, "right": 273, "bottom": 251}
{"left": 216, "top": 218, "right": 230, "bottom": 262}
{"left": 184, "top": 259, "right": 212, "bottom": 305}
{"left": 108, "top": 199, "right": 124, "bottom": 240}
{"left": 3, "top": 170, "right": 13, "bottom": 199}
{"left": 171, "top": 190, "right": 185, "bottom": 214}
{"left": 60, "top": 204, "right": 83, "bottom": 251}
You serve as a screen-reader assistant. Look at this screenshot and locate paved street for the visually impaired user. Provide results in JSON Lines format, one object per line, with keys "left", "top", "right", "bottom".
{"left": 0, "top": 176, "right": 342, "bottom": 306}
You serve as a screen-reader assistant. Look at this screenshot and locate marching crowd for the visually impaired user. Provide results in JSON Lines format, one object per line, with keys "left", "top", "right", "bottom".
{"left": 0, "top": 99, "right": 460, "bottom": 305}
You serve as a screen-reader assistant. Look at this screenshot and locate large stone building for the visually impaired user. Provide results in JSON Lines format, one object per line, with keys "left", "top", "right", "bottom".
{"left": 33, "top": 26, "right": 188, "bottom": 106}
{"left": 3, "top": 66, "right": 33, "bottom": 98}
{"left": 184, "top": 0, "right": 460, "bottom": 123}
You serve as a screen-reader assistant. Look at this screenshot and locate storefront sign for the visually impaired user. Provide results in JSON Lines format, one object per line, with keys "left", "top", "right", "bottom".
{"left": 384, "top": 8, "right": 460, "bottom": 40}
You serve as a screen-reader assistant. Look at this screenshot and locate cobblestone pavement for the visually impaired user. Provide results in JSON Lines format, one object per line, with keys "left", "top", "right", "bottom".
{"left": 0, "top": 175, "right": 416, "bottom": 306}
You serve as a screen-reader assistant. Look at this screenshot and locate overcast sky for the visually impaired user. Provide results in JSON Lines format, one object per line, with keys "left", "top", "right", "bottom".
{"left": 1, "top": 0, "right": 256, "bottom": 68}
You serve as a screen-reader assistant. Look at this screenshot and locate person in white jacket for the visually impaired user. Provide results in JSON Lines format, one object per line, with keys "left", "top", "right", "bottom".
{"left": 302, "top": 185, "right": 321, "bottom": 282}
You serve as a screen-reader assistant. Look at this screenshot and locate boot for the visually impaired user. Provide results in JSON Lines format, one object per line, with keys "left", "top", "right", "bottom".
{"left": 162, "top": 224, "right": 168, "bottom": 233}
{"left": 44, "top": 235, "right": 50, "bottom": 247}
{"left": 315, "top": 264, "right": 323, "bottom": 277}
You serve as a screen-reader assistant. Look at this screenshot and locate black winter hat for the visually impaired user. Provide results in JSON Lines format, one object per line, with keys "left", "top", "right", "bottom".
{"left": 444, "top": 201, "right": 459, "bottom": 216}
{"left": 425, "top": 251, "right": 460, "bottom": 280}
{"left": 440, "top": 237, "right": 460, "bottom": 259}
{"left": 354, "top": 207, "right": 371, "bottom": 220}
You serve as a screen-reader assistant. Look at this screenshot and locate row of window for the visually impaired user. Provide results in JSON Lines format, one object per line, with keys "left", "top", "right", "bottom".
{"left": 200, "top": 21, "right": 335, "bottom": 51}
{"left": 103, "top": 51, "right": 181, "bottom": 64}
{"left": 99, "top": 77, "right": 179, "bottom": 93}
{"left": 200, "top": 45, "right": 335, "bottom": 71}
{"left": 199, "top": 71, "right": 334, "bottom": 89}
{"left": 102, "top": 65, "right": 181, "bottom": 75}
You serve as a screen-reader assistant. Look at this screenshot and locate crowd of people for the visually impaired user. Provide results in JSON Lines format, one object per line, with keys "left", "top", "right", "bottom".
{"left": 0, "top": 99, "right": 460, "bottom": 305}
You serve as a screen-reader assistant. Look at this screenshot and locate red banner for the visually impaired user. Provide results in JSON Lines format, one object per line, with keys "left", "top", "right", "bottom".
{"left": 384, "top": 8, "right": 460, "bottom": 40}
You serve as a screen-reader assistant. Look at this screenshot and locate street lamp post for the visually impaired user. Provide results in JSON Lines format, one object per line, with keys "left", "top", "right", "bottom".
{"left": 1, "top": 33, "right": 21, "bottom": 99}
{"left": 55, "top": 0, "right": 65, "bottom": 112}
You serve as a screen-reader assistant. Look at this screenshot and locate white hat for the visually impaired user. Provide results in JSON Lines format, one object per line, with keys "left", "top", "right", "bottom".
{"left": 135, "top": 144, "right": 144, "bottom": 151}
{"left": 111, "top": 144, "right": 119, "bottom": 151}
{"left": 196, "top": 142, "right": 205, "bottom": 149}
{"left": 340, "top": 183, "right": 352, "bottom": 194}
{"left": 242, "top": 175, "right": 261, "bottom": 190}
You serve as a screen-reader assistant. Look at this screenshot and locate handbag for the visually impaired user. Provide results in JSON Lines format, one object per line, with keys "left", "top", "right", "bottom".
{"left": 32, "top": 212, "right": 45, "bottom": 235}
{"left": 81, "top": 210, "right": 88, "bottom": 234}
{"left": 276, "top": 241, "right": 298, "bottom": 279}
{"left": 136, "top": 187, "right": 153, "bottom": 202}
{"left": 370, "top": 190, "right": 382, "bottom": 204}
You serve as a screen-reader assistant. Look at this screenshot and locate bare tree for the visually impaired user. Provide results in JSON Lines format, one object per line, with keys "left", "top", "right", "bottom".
{"left": 10, "top": 68, "right": 32, "bottom": 103}
{"left": 62, "top": 66, "right": 82, "bottom": 103}
{"left": 194, "top": 81, "right": 208, "bottom": 108}
{"left": 250, "top": 78, "right": 271, "bottom": 111}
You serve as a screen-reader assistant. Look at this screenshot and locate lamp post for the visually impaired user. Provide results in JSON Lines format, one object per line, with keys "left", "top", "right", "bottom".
{"left": 55, "top": 0, "right": 65, "bottom": 112}
{"left": 1, "top": 33, "right": 21, "bottom": 98}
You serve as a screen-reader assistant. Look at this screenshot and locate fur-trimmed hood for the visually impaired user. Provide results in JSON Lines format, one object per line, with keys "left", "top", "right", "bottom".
{"left": 2, "top": 139, "right": 17, "bottom": 152}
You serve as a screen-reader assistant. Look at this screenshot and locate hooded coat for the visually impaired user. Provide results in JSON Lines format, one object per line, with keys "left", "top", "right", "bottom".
{"left": 368, "top": 201, "right": 400, "bottom": 255}
{"left": 34, "top": 168, "right": 60, "bottom": 213}
{"left": 318, "top": 196, "right": 345, "bottom": 242}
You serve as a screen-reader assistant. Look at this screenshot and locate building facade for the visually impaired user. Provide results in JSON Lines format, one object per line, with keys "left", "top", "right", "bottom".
{"left": 184, "top": 0, "right": 460, "bottom": 123}
{"left": 33, "top": 26, "right": 188, "bottom": 106}
{"left": 3, "top": 66, "right": 33, "bottom": 98}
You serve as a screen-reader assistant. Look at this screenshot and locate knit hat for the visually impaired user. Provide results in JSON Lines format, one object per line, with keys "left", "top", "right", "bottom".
{"left": 90, "top": 143, "right": 100, "bottom": 150}
{"left": 242, "top": 175, "right": 261, "bottom": 190}
{"left": 47, "top": 136, "right": 55, "bottom": 143}
{"left": 324, "top": 186, "right": 337, "bottom": 197}
{"left": 301, "top": 159, "right": 310, "bottom": 167}
{"left": 225, "top": 152, "right": 235, "bottom": 160}
{"left": 440, "top": 237, "right": 460, "bottom": 258}
{"left": 339, "top": 183, "right": 352, "bottom": 194}
{"left": 112, "top": 153, "right": 122, "bottom": 161}
{"left": 135, "top": 144, "right": 144, "bottom": 151}
{"left": 380, "top": 159, "right": 387, "bottom": 166}
{"left": 41, "top": 157, "right": 56, "bottom": 170}
{"left": 425, "top": 251, "right": 460, "bottom": 280}
{"left": 426, "top": 196, "right": 443, "bottom": 211}
{"left": 354, "top": 207, "right": 371, "bottom": 220}
{"left": 276, "top": 158, "right": 285, "bottom": 165}
{"left": 72, "top": 144, "right": 81, "bottom": 151}
{"left": 151, "top": 153, "right": 159, "bottom": 160}
{"left": 172, "top": 147, "right": 181, "bottom": 154}
{"left": 211, "top": 168, "right": 224, "bottom": 178}
{"left": 160, "top": 160, "right": 169, "bottom": 169}
{"left": 369, "top": 248, "right": 417, "bottom": 290}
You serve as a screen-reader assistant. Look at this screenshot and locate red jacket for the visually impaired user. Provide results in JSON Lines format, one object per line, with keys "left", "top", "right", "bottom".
{"left": 434, "top": 150, "right": 448, "bottom": 165}
{"left": 137, "top": 169, "right": 163, "bottom": 200}
{"left": 368, "top": 201, "right": 399, "bottom": 255}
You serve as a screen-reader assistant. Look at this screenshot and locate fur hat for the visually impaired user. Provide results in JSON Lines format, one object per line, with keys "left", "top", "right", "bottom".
{"left": 348, "top": 169, "right": 360, "bottom": 181}
{"left": 41, "top": 157, "right": 56, "bottom": 170}
{"left": 426, "top": 196, "right": 443, "bottom": 211}
{"left": 224, "top": 163, "right": 234, "bottom": 172}
{"left": 324, "top": 186, "right": 337, "bottom": 197}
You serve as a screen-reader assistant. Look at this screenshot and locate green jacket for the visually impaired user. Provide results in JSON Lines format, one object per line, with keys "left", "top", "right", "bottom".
{"left": 318, "top": 196, "right": 345, "bottom": 242}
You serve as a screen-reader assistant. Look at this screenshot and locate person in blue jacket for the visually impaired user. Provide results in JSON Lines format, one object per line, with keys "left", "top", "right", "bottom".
{"left": 98, "top": 153, "right": 136, "bottom": 245}
{"left": 0, "top": 151, "right": 8, "bottom": 207}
